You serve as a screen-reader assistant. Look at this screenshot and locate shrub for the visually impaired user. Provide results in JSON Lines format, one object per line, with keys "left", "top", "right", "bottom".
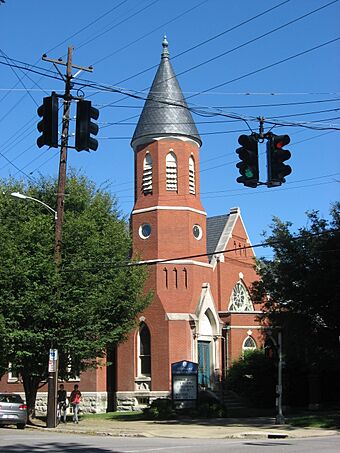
{"left": 227, "top": 350, "right": 276, "bottom": 408}
{"left": 143, "top": 398, "right": 176, "bottom": 420}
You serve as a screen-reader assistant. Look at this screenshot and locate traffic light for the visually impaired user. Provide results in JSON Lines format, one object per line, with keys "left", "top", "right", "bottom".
{"left": 236, "top": 134, "right": 259, "bottom": 188}
{"left": 37, "top": 94, "right": 59, "bottom": 148}
{"left": 267, "top": 134, "right": 291, "bottom": 186}
{"left": 75, "top": 100, "right": 99, "bottom": 151}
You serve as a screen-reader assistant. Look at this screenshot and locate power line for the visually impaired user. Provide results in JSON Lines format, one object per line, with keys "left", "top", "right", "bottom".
{"left": 60, "top": 228, "right": 337, "bottom": 272}
{"left": 187, "top": 37, "right": 340, "bottom": 100}
{"left": 91, "top": 0, "right": 209, "bottom": 67}
{"left": 46, "top": 0, "right": 131, "bottom": 55}
{"left": 76, "top": 0, "right": 162, "bottom": 52}
{"left": 84, "top": 0, "right": 337, "bottom": 113}
{"left": 178, "top": 0, "right": 339, "bottom": 84}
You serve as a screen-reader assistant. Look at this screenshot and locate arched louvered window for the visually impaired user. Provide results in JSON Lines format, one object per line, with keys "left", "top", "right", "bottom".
{"left": 189, "top": 156, "right": 195, "bottom": 194}
{"left": 138, "top": 323, "right": 151, "bottom": 376}
{"left": 166, "top": 151, "right": 177, "bottom": 191}
{"left": 228, "top": 281, "right": 254, "bottom": 312}
{"left": 142, "top": 153, "right": 152, "bottom": 194}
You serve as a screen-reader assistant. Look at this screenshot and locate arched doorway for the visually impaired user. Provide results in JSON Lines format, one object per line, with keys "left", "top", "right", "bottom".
{"left": 198, "top": 311, "right": 214, "bottom": 387}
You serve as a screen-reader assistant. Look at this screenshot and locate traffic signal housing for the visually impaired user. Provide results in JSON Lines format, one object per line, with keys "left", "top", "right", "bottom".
{"left": 75, "top": 100, "right": 99, "bottom": 151}
{"left": 267, "top": 134, "right": 291, "bottom": 186}
{"left": 236, "top": 134, "right": 259, "bottom": 188}
{"left": 37, "top": 94, "right": 59, "bottom": 148}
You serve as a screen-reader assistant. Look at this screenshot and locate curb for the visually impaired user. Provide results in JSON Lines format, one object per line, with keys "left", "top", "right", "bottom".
{"left": 26, "top": 423, "right": 338, "bottom": 440}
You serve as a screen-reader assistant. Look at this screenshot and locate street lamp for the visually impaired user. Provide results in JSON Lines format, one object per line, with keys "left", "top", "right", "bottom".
{"left": 11, "top": 191, "right": 59, "bottom": 428}
{"left": 11, "top": 192, "right": 58, "bottom": 220}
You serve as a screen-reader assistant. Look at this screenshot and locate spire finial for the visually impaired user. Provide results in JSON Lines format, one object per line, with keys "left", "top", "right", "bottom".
{"left": 161, "top": 35, "right": 169, "bottom": 58}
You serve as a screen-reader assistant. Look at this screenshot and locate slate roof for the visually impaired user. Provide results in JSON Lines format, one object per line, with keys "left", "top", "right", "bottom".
{"left": 206, "top": 214, "right": 230, "bottom": 261}
{"left": 131, "top": 37, "right": 202, "bottom": 148}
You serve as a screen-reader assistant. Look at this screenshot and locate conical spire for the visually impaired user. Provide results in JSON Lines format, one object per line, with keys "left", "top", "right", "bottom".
{"left": 131, "top": 37, "right": 201, "bottom": 148}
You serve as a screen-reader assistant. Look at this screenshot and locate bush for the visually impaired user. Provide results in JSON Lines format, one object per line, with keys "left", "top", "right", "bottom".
{"left": 143, "top": 392, "right": 228, "bottom": 420}
{"left": 143, "top": 398, "right": 176, "bottom": 420}
{"left": 227, "top": 350, "right": 276, "bottom": 408}
{"left": 195, "top": 390, "right": 227, "bottom": 417}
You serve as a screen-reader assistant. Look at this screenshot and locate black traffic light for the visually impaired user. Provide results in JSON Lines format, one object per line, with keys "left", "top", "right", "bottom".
{"left": 267, "top": 134, "right": 291, "bottom": 186}
{"left": 37, "top": 93, "right": 59, "bottom": 148}
{"left": 75, "top": 100, "right": 99, "bottom": 151}
{"left": 236, "top": 134, "right": 259, "bottom": 188}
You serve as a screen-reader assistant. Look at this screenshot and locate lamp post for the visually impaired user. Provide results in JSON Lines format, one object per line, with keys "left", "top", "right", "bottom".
{"left": 11, "top": 192, "right": 57, "bottom": 220}
{"left": 11, "top": 191, "right": 59, "bottom": 428}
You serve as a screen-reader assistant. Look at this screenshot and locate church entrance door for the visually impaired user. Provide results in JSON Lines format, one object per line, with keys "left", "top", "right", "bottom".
{"left": 198, "top": 341, "right": 211, "bottom": 387}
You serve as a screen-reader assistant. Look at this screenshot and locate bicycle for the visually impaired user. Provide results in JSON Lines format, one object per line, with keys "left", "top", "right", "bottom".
{"left": 56, "top": 401, "right": 67, "bottom": 425}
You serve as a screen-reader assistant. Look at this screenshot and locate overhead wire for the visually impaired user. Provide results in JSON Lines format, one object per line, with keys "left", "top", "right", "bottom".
{"left": 91, "top": 0, "right": 210, "bottom": 67}
{"left": 75, "top": 0, "right": 162, "bottom": 52}
{"left": 60, "top": 228, "right": 337, "bottom": 272}
{"left": 2, "top": 1, "right": 339, "bottom": 179}
{"left": 187, "top": 37, "right": 340, "bottom": 100}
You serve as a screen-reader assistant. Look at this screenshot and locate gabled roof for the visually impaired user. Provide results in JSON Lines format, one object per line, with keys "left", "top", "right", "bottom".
{"left": 206, "top": 214, "right": 230, "bottom": 260}
{"left": 206, "top": 208, "right": 244, "bottom": 265}
{"left": 131, "top": 37, "right": 201, "bottom": 148}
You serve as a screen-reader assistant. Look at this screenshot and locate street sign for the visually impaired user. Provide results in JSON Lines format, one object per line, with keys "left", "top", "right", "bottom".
{"left": 48, "top": 349, "right": 58, "bottom": 373}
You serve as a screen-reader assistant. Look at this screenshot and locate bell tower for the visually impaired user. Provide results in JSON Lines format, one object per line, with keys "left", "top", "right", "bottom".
{"left": 131, "top": 37, "right": 207, "bottom": 263}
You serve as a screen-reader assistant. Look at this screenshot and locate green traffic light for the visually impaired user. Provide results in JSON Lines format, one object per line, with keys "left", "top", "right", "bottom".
{"left": 245, "top": 168, "right": 254, "bottom": 178}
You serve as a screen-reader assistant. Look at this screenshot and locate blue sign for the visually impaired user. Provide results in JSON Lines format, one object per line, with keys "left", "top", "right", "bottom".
{"left": 171, "top": 360, "right": 198, "bottom": 375}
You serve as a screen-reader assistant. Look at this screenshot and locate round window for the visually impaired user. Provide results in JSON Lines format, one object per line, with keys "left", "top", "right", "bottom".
{"left": 139, "top": 223, "right": 151, "bottom": 239}
{"left": 193, "top": 224, "right": 202, "bottom": 240}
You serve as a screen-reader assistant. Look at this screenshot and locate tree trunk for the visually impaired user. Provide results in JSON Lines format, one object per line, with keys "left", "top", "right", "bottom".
{"left": 22, "top": 372, "right": 41, "bottom": 422}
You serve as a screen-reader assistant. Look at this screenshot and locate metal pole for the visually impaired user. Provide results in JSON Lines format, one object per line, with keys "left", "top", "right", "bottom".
{"left": 275, "top": 330, "right": 285, "bottom": 424}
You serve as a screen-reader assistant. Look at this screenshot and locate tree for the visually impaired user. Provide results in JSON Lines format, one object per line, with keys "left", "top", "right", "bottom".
{"left": 252, "top": 203, "right": 340, "bottom": 405}
{"left": 0, "top": 173, "right": 150, "bottom": 416}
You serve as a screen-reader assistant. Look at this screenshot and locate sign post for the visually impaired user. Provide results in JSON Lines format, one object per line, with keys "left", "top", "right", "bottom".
{"left": 47, "top": 349, "right": 58, "bottom": 428}
{"left": 171, "top": 360, "right": 198, "bottom": 409}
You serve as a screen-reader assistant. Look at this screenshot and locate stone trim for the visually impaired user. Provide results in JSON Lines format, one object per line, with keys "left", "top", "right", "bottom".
{"left": 115, "top": 391, "right": 170, "bottom": 412}
{"left": 132, "top": 206, "right": 207, "bottom": 216}
{"left": 34, "top": 392, "right": 107, "bottom": 416}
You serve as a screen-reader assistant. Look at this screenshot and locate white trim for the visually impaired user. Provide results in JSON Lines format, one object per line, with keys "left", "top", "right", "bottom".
{"left": 165, "top": 313, "right": 196, "bottom": 321}
{"left": 132, "top": 135, "right": 200, "bottom": 149}
{"left": 193, "top": 224, "right": 203, "bottom": 240}
{"left": 227, "top": 325, "right": 266, "bottom": 329}
{"left": 219, "top": 310, "right": 263, "bottom": 315}
{"left": 132, "top": 205, "right": 207, "bottom": 216}
{"left": 135, "top": 258, "right": 213, "bottom": 268}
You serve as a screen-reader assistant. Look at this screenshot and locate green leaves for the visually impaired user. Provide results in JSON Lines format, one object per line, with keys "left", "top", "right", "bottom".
{"left": 252, "top": 203, "right": 340, "bottom": 405}
{"left": 0, "top": 173, "right": 150, "bottom": 408}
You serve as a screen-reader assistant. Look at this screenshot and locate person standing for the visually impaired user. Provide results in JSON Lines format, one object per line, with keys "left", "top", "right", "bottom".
{"left": 57, "top": 384, "right": 67, "bottom": 423}
{"left": 69, "top": 384, "right": 82, "bottom": 424}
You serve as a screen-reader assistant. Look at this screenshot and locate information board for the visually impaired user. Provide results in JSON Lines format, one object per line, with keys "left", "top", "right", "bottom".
{"left": 171, "top": 360, "right": 198, "bottom": 409}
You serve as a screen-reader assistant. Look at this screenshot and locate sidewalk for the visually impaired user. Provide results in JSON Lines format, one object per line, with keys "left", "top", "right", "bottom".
{"left": 29, "top": 416, "right": 339, "bottom": 439}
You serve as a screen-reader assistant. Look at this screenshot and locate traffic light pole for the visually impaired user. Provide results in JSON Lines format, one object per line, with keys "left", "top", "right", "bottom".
{"left": 42, "top": 46, "right": 93, "bottom": 428}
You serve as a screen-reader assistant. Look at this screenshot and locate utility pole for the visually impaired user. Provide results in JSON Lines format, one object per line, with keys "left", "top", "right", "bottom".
{"left": 41, "top": 46, "right": 93, "bottom": 428}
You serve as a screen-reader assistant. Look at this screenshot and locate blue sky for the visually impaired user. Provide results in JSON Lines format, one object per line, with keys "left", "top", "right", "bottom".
{"left": 1, "top": 0, "right": 339, "bottom": 257}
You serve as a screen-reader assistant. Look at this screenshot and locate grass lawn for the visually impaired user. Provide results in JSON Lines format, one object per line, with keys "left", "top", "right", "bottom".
{"left": 80, "top": 408, "right": 340, "bottom": 429}
{"left": 81, "top": 411, "right": 144, "bottom": 422}
{"left": 286, "top": 410, "right": 340, "bottom": 429}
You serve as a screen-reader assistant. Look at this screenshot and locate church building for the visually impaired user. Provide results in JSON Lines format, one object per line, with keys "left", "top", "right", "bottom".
{"left": 114, "top": 37, "right": 263, "bottom": 411}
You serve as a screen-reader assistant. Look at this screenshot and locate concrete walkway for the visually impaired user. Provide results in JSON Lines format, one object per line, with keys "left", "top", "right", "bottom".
{"left": 29, "top": 416, "right": 339, "bottom": 440}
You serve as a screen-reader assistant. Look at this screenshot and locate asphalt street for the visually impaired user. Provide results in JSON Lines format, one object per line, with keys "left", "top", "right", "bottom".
{"left": 0, "top": 429, "right": 340, "bottom": 453}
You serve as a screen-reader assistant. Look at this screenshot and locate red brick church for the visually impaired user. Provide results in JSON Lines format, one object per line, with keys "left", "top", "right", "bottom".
{"left": 0, "top": 38, "right": 264, "bottom": 413}
{"left": 114, "top": 37, "right": 263, "bottom": 410}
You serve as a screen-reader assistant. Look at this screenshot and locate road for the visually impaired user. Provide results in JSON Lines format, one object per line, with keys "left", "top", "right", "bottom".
{"left": 0, "top": 428, "right": 339, "bottom": 453}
